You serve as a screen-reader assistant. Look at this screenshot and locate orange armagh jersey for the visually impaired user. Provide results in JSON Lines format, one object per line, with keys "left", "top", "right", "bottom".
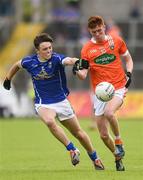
{"left": 81, "top": 35, "right": 127, "bottom": 91}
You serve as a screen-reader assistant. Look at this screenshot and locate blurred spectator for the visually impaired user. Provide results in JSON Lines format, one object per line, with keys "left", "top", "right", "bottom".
{"left": 65, "top": 0, "right": 81, "bottom": 42}
{"left": 129, "top": 0, "right": 141, "bottom": 19}
{"left": 0, "top": 0, "right": 15, "bottom": 48}
{"left": 31, "top": 0, "right": 41, "bottom": 22}
{"left": 105, "top": 17, "right": 122, "bottom": 37}
{"left": 65, "top": 0, "right": 81, "bottom": 8}
{"left": 47, "top": 0, "right": 81, "bottom": 44}
{"left": 23, "top": 0, "right": 32, "bottom": 22}
{"left": 49, "top": 6, "right": 67, "bottom": 43}
{"left": 0, "top": 0, "right": 14, "bottom": 17}
{"left": 23, "top": 0, "right": 44, "bottom": 22}
{"left": 79, "top": 25, "right": 90, "bottom": 46}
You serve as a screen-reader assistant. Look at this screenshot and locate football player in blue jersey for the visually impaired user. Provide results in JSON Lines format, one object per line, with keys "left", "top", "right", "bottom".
{"left": 3, "top": 33, "right": 104, "bottom": 170}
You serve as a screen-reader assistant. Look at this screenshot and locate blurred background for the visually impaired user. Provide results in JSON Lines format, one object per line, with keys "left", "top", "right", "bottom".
{"left": 0, "top": 0, "right": 143, "bottom": 118}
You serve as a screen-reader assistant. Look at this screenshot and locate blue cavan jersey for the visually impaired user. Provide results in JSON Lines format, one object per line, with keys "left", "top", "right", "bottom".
{"left": 21, "top": 52, "right": 69, "bottom": 104}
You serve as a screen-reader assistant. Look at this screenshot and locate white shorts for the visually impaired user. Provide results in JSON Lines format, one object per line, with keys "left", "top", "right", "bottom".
{"left": 35, "top": 99, "right": 75, "bottom": 121}
{"left": 93, "top": 87, "right": 126, "bottom": 116}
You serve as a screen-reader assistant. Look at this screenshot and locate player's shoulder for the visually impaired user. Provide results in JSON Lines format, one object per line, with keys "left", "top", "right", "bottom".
{"left": 52, "top": 52, "right": 59, "bottom": 57}
{"left": 22, "top": 54, "right": 37, "bottom": 62}
{"left": 21, "top": 54, "right": 37, "bottom": 67}
{"left": 109, "top": 34, "right": 124, "bottom": 43}
{"left": 52, "top": 52, "right": 66, "bottom": 61}
{"left": 52, "top": 52, "right": 61, "bottom": 58}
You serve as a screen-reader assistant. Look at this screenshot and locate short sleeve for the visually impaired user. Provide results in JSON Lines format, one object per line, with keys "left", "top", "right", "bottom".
{"left": 55, "top": 53, "right": 66, "bottom": 64}
{"left": 21, "top": 56, "right": 32, "bottom": 69}
{"left": 118, "top": 37, "right": 128, "bottom": 55}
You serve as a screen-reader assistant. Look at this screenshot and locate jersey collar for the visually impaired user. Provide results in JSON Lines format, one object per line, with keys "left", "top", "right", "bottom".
{"left": 91, "top": 35, "right": 108, "bottom": 44}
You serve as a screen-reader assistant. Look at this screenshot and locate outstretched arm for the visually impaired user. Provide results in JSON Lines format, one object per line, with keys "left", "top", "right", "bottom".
{"left": 62, "top": 57, "right": 78, "bottom": 65}
{"left": 3, "top": 60, "right": 22, "bottom": 90}
{"left": 62, "top": 57, "right": 89, "bottom": 80}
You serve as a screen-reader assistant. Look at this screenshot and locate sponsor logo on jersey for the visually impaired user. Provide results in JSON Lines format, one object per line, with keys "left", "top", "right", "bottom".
{"left": 94, "top": 53, "right": 116, "bottom": 65}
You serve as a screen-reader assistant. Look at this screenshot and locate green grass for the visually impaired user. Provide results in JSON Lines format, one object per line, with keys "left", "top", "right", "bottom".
{"left": 0, "top": 118, "right": 143, "bottom": 180}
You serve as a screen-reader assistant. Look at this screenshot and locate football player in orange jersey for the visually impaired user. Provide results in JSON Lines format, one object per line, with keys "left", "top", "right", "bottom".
{"left": 73, "top": 16, "right": 133, "bottom": 171}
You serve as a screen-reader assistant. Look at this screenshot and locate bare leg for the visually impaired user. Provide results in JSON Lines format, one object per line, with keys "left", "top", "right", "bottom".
{"left": 38, "top": 107, "right": 70, "bottom": 146}
{"left": 104, "top": 96, "right": 123, "bottom": 138}
{"left": 61, "top": 115, "right": 105, "bottom": 170}
{"left": 61, "top": 116, "right": 94, "bottom": 153}
{"left": 95, "top": 115, "right": 115, "bottom": 153}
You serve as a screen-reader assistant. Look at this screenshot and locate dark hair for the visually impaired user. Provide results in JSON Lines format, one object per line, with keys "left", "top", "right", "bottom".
{"left": 88, "top": 16, "right": 105, "bottom": 29}
{"left": 34, "top": 33, "right": 53, "bottom": 49}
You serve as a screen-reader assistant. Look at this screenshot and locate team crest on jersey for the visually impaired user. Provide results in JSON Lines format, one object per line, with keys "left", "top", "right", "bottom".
{"left": 34, "top": 66, "right": 53, "bottom": 80}
{"left": 48, "top": 62, "right": 52, "bottom": 68}
{"left": 94, "top": 53, "right": 116, "bottom": 65}
{"left": 110, "top": 45, "right": 114, "bottom": 50}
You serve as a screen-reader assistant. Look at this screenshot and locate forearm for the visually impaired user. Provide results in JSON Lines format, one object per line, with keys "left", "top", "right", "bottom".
{"left": 3, "top": 61, "right": 21, "bottom": 90}
{"left": 76, "top": 69, "right": 88, "bottom": 80}
{"left": 6, "top": 62, "right": 20, "bottom": 80}
{"left": 124, "top": 53, "right": 133, "bottom": 73}
{"left": 126, "top": 58, "right": 133, "bottom": 73}
{"left": 63, "top": 57, "right": 78, "bottom": 65}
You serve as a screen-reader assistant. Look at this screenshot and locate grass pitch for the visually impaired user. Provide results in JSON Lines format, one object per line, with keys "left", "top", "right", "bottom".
{"left": 0, "top": 118, "right": 143, "bottom": 180}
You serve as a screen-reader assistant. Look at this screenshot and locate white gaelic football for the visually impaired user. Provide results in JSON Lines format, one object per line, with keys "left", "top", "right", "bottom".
{"left": 95, "top": 82, "right": 115, "bottom": 102}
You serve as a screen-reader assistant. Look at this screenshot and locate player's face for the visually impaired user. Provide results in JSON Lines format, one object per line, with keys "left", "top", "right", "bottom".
{"left": 89, "top": 25, "right": 106, "bottom": 42}
{"left": 38, "top": 42, "right": 53, "bottom": 60}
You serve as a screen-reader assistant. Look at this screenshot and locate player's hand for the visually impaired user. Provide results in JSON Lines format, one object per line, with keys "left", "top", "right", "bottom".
{"left": 3, "top": 78, "right": 11, "bottom": 90}
{"left": 72, "top": 59, "right": 89, "bottom": 75}
{"left": 125, "top": 72, "right": 132, "bottom": 88}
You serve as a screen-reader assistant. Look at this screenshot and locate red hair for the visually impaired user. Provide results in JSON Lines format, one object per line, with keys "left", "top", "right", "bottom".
{"left": 88, "top": 16, "right": 105, "bottom": 29}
